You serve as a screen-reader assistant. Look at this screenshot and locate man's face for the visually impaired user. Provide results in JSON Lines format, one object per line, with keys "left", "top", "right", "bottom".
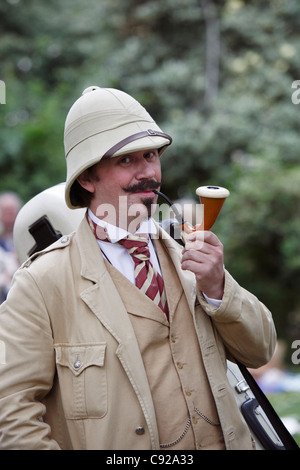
{"left": 79, "top": 149, "right": 162, "bottom": 230}
{"left": 0, "top": 198, "right": 20, "bottom": 233}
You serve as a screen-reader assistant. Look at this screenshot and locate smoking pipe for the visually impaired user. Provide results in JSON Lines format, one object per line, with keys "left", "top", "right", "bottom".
{"left": 154, "top": 185, "right": 230, "bottom": 235}
{"left": 195, "top": 185, "right": 230, "bottom": 230}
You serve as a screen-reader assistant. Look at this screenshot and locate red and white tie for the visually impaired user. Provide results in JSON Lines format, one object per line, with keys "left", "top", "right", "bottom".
{"left": 118, "top": 234, "right": 169, "bottom": 319}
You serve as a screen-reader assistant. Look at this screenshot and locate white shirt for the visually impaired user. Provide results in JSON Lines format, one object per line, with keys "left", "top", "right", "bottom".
{"left": 88, "top": 209, "right": 162, "bottom": 285}
{"left": 88, "top": 209, "right": 221, "bottom": 308}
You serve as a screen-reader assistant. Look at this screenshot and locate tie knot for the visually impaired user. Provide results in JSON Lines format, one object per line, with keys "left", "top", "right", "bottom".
{"left": 118, "top": 234, "right": 150, "bottom": 263}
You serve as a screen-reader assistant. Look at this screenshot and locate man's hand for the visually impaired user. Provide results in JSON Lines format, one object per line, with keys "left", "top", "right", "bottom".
{"left": 181, "top": 230, "right": 225, "bottom": 300}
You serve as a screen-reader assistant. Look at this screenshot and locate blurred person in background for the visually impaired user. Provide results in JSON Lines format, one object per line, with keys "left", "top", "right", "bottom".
{"left": 0, "top": 192, "right": 22, "bottom": 254}
{"left": 0, "top": 192, "right": 21, "bottom": 303}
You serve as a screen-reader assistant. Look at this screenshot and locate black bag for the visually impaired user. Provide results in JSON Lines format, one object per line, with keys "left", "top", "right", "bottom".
{"left": 228, "top": 360, "right": 299, "bottom": 450}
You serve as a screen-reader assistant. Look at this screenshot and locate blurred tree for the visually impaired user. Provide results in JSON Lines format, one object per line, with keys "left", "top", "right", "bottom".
{"left": 0, "top": 0, "right": 300, "bottom": 339}
{"left": 217, "top": 153, "right": 300, "bottom": 339}
{"left": 0, "top": 0, "right": 114, "bottom": 200}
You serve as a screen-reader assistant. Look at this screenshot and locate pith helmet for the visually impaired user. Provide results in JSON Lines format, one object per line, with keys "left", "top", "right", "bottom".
{"left": 64, "top": 86, "right": 172, "bottom": 209}
{"left": 13, "top": 183, "right": 85, "bottom": 263}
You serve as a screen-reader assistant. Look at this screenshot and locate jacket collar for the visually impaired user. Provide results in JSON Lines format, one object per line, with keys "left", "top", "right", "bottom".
{"left": 76, "top": 214, "right": 107, "bottom": 283}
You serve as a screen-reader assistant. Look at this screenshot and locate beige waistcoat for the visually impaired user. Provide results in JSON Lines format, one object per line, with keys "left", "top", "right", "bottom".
{"left": 105, "top": 237, "right": 225, "bottom": 450}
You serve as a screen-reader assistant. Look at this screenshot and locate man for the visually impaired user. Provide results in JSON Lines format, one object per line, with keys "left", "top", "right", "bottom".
{"left": 0, "top": 191, "right": 22, "bottom": 254}
{"left": 0, "top": 192, "right": 21, "bottom": 302}
{"left": 0, "top": 86, "right": 276, "bottom": 450}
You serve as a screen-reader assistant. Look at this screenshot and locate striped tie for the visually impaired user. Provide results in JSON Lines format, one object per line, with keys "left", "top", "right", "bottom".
{"left": 118, "top": 234, "right": 169, "bottom": 319}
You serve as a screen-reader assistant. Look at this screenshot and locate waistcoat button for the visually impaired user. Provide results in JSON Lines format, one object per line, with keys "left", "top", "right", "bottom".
{"left": 135, "top": 426, "right": 145, "bottom": 435}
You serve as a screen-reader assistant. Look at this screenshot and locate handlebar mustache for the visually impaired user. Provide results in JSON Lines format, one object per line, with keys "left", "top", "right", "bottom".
{"left": 123, "top": 180, "right": 161, "bottom": 193}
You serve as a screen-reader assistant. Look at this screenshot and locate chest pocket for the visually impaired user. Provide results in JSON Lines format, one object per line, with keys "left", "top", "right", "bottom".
{"left": 54, "top": 343, "right": 107, "bottom": 419}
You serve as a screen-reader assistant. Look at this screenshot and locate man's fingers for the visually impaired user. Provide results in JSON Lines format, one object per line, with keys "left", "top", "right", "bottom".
{"left": 185, "top": 230, "right": 222, "bottom": 247}
{"left": 183, "top": 230, "right": 223, "bottom": 255}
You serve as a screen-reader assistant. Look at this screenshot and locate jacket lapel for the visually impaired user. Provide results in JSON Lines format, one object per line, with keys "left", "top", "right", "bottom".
{"left": 154, "top": 223, "right": 197, "bottom": 315}
{"left": 105, "top": 263, "right": 169, "bottom": 324}
{"left": 76, "top": 216, "right": 149, "bottom": 349}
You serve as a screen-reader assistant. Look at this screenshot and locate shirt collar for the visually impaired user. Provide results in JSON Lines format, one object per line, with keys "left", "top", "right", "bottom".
{"left": 87, "top": 208, "right": 157, "bottom": 243}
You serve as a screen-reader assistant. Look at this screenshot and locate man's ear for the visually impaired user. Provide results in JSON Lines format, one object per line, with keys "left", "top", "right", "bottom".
{"left": 77, "top": 170, "right": 95, "bottom": 193}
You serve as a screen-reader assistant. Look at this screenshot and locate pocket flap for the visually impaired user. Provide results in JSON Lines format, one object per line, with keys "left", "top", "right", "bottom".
{"left": 55, "top": 343, "right": 106, "bottom": 376}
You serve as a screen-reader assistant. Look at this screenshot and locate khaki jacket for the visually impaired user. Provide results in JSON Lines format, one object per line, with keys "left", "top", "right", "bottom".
{"left": 0, "top": 217, "right": 276, "bottom": 450}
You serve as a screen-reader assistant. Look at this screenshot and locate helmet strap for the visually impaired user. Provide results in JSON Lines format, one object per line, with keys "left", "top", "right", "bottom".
{"left": 102, "top": 129, "right": 172, "bottom": 159}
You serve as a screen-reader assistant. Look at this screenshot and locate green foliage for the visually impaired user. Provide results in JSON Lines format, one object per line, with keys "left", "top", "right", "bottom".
{"left": 268, "top": 392, "right": 300, "bottom": 445}
{"left": 1, "top": 0, "right": 300, "bottom": 340}
{"left": 217, "top": 153, "right": 300, "bottom": 336}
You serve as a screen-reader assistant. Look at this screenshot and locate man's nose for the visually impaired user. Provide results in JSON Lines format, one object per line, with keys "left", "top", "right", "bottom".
{"left": 135, "top": 160, "right": 156, "bottom": 179}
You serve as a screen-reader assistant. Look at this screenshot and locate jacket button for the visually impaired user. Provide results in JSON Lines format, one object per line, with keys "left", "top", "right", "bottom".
{"left": 74, "top": 360, "right": 81, "bottom": 369}
{"left": 135, "top": 427, "right": 145, "bottom": 435}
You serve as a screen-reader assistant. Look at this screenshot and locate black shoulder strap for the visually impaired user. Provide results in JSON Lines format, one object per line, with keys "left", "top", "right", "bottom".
{"left": 237, "top": 361, "right": 299, "bottom": 450}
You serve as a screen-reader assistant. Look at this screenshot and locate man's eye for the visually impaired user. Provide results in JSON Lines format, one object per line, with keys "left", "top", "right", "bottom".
{"left": 145, "top": 151, "right": 157, "bottom": 160}
{"left": 120, "top": 156, "right": 131, "bottom": 164}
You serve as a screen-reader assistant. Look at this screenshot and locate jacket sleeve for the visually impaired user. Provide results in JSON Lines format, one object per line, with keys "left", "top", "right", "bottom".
{"left": 197, "top": 269, "right": 277, "bottom": 369}
{"left": 0, "top": 268, "right": 61, "bottom": 450}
